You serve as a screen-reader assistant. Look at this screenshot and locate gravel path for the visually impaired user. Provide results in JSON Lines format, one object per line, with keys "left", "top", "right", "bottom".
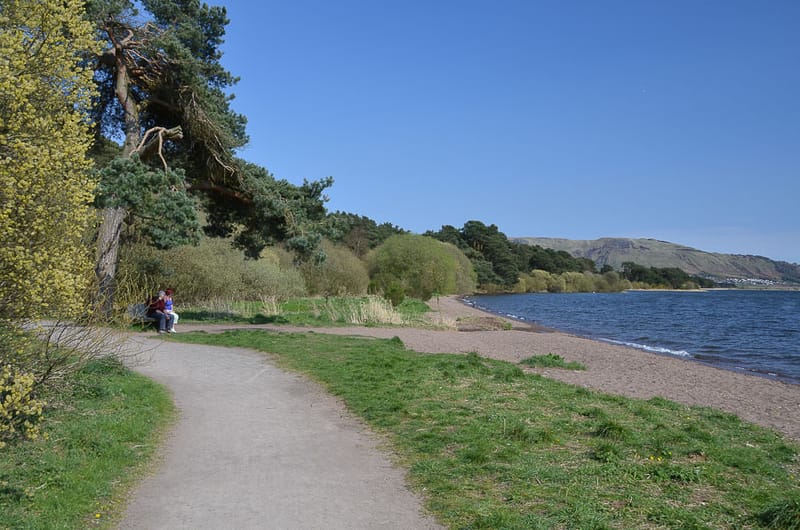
{"left": 117, "top": 336, "right": 442, "bottom": 530}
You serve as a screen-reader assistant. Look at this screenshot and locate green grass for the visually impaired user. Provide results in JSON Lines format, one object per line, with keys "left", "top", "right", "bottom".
{"left": 0, "top": 358, "right": 175, "bottom": 529}
{"left": 172, "top": 330, "right": 800, "bottom": 529}
{"left": 521, "top": 353, "right": 586, "bottom": 370}
{"left": 176, "top": 296, "right": 432, "bottom": 327}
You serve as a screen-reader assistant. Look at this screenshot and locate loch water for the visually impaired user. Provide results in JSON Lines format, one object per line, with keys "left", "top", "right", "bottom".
{"left": 468, "top": 290, "right": 800, "bottom": 385}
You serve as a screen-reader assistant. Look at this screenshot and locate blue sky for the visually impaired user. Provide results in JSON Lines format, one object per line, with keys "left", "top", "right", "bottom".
{"left": 218, "top": 0, "right": 799, "bottom": 263}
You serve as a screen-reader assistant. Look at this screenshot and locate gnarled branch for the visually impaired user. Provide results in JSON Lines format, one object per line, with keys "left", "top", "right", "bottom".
{"left": 131, "top": 126, "right": 183, "bottom": 171}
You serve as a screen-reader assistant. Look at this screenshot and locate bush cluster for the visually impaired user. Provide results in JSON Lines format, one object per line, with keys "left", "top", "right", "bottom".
{"left": 115, "top": 225, "right": 716, "bottom": 308}
{"left": 116, "top": 239, "right": 306, "bottom": 305}
{"left": 116, "top": 231, "right": 479, "bottom": 307}
{"left": 300, "top": 241, "right": 370, "bottom": 297}
{"left": 514, "top": 270, "right": 632, "bottom": 293}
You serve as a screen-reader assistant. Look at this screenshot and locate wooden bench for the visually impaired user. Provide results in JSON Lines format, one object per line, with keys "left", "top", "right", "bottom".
{"left": 127, "top": 303, "right": 158, "bottom": 327}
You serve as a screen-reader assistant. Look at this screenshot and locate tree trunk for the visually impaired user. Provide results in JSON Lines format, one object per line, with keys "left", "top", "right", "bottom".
{"left": 95, "top": 206, "right": 126, "bottom": 315}
{"left": 95, "top": 34, "right": 141, "bottom": 315}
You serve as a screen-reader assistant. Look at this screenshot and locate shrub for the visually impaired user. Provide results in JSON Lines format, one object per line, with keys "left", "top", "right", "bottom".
{"left": 546, "top": 274, "right": 566, "bottom": 293}
{"left": 0, "top": 365, "right": 44, "bottom": 448}
{"left": 0, "top": 0, "right": 98, "bottom": 324}
{"left": 440, "top": 242, "right": 478, "bottom": 294}
{"left": 240, "top": 258, "right": 306, "bottom": 301}
{"left": 515, "top": 270, "right": 551, "bottom": 292}
{"left": 300, "top": 241, "right": 370, "bottom": 296}
{"left": 116, "top": 238, "right": 306, "bottom": 305}
{"left": 515, "top": 270, "right": 632, "bottom": 293}
{"left": 382, "top": 281, "right": 406, "bottom": 307}
{"left": 563, "top": 271, "right": 595, "bottom": 292}
{"left": 368, "top": 234, "right": 474, "bottom": 301}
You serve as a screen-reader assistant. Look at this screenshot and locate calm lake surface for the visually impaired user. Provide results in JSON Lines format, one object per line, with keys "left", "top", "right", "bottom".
{"left": 469, "top": 290, "right": 800, "bottom": 385}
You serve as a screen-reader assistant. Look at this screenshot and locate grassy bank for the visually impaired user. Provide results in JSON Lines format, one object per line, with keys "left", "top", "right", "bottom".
{"left": 0, "top": 358, "right": 175, "bottom": 529}
{"left": 172, "top": 295, "right": 434, "bottom": 327}
{"left": 173, "top": 329, "right": 800, "bottom": 529}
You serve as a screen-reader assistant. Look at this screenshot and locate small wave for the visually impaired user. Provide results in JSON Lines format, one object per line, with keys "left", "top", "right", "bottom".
{"left": 602, "top": 339, "right": 693, "bottom": 358}
{"left": 470, "top": 304, "right": 527, "bottom": 322}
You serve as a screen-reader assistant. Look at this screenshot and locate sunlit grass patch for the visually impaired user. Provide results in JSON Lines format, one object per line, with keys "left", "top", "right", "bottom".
{"left": 521, "top": 353, "right": 586, "bottom": 370}
{"left": 172, "top": 330, "right": 800, "bottom": 529}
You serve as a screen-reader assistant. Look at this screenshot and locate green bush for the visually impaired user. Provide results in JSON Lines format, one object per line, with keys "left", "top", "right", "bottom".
{"left": 441, "top": 242, "right": 478, "bottom": 294}
{"left": 368, "top": 234, "right": 475, "bottom": 301}
{"left": 546, "top": 273, "right": 566, "bottom": 293}
{"left": 300, "top": 241, "right": 370, "bottom": 296}
{"left": 515, "top": 270, "right": 632, "bottom": 293}
{"left": 382, "top": 281, "right": 406, "bottom": 307}
{"left": 562, "top": 271, "right": 595, "bottom": 292}
{"left": 515, "top": 270, "right": 550, "bottom": 292}
{"left": 117, "top": 238, "right": 306, "bottom": 304}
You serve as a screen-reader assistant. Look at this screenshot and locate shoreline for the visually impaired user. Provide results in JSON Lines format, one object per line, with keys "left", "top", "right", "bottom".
{"left": 431, "top": 296, "right": 800, "bottom": 441}
{"left": 460, "top": 294, "right": 800, "bottom": 386}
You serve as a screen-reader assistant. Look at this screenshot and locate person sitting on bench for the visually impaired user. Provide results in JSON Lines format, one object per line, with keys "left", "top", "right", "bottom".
{"left": 146, "top": 290, "right": 176, "bottom": 334}
{"left": 164, "top": 288, "right": 179, "bottom": 332}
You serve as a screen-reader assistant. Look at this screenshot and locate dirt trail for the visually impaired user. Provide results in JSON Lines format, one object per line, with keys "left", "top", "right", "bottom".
{"left": 117, "top": 336, "right": 442, "bottom": 530}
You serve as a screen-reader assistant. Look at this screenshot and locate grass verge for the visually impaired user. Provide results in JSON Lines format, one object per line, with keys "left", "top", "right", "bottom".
{"left": 172, "top": 330, "right": 800, "bottom": 529}
{"left": 0, "top": 358, "right": 175, "bottom": 529}
{"left": 521, "top": 353, "right": 586, "bottom": 371}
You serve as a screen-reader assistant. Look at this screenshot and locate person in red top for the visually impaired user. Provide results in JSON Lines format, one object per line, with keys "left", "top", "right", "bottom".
{"left": 146, "top": 290, "right": 175, "bottom": 334}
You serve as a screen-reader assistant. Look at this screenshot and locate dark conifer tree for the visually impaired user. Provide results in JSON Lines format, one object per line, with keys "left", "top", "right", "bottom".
{"left": 85, "top": 0, "right": 331, "bottom": 310}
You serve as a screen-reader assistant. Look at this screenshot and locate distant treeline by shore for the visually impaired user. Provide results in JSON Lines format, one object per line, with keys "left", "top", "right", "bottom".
{"left": 322, "top": 215, "right": 718, "bottom": 295}
{"left": 322, "top": 214, "right": 719, "bottom": 294}
{"left": 422, "top": 221, "right": 717, "bottom": 293}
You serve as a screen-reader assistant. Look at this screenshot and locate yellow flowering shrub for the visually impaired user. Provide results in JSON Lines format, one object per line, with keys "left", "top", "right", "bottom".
{"left": 0, "top": 0, "right": 98, "bottom": 443}
{"left": 0, "top": 0, "right": 99, "bottom": 322}
{"left": 0, "top": 365, "right": 43, "bottom": 448}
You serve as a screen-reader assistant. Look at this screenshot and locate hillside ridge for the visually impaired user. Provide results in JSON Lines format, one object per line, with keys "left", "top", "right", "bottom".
{"left": 513, "top": 237, "right": 800, "bottom": 284}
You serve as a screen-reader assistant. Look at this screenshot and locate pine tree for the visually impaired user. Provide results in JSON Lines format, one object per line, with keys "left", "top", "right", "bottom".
{"left": 86, "top": 0, "right": 331, "bottom": 311}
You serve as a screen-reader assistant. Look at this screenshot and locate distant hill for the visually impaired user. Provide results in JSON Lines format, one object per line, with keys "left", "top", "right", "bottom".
{"left": 512, "top": 237, "right": 800, "bottom": 284}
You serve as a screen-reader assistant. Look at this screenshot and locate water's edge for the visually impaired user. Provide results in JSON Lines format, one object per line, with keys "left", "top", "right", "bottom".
{"left": 463, "top": 292, "right": 800, "bottom": 386}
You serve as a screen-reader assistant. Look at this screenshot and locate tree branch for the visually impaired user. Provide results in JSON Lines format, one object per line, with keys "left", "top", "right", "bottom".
{"left": 131, "top": 126, "right": 183, "bottom": 170}
{"left": 187, "top": 181, "right": 254, "bottom": 206}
